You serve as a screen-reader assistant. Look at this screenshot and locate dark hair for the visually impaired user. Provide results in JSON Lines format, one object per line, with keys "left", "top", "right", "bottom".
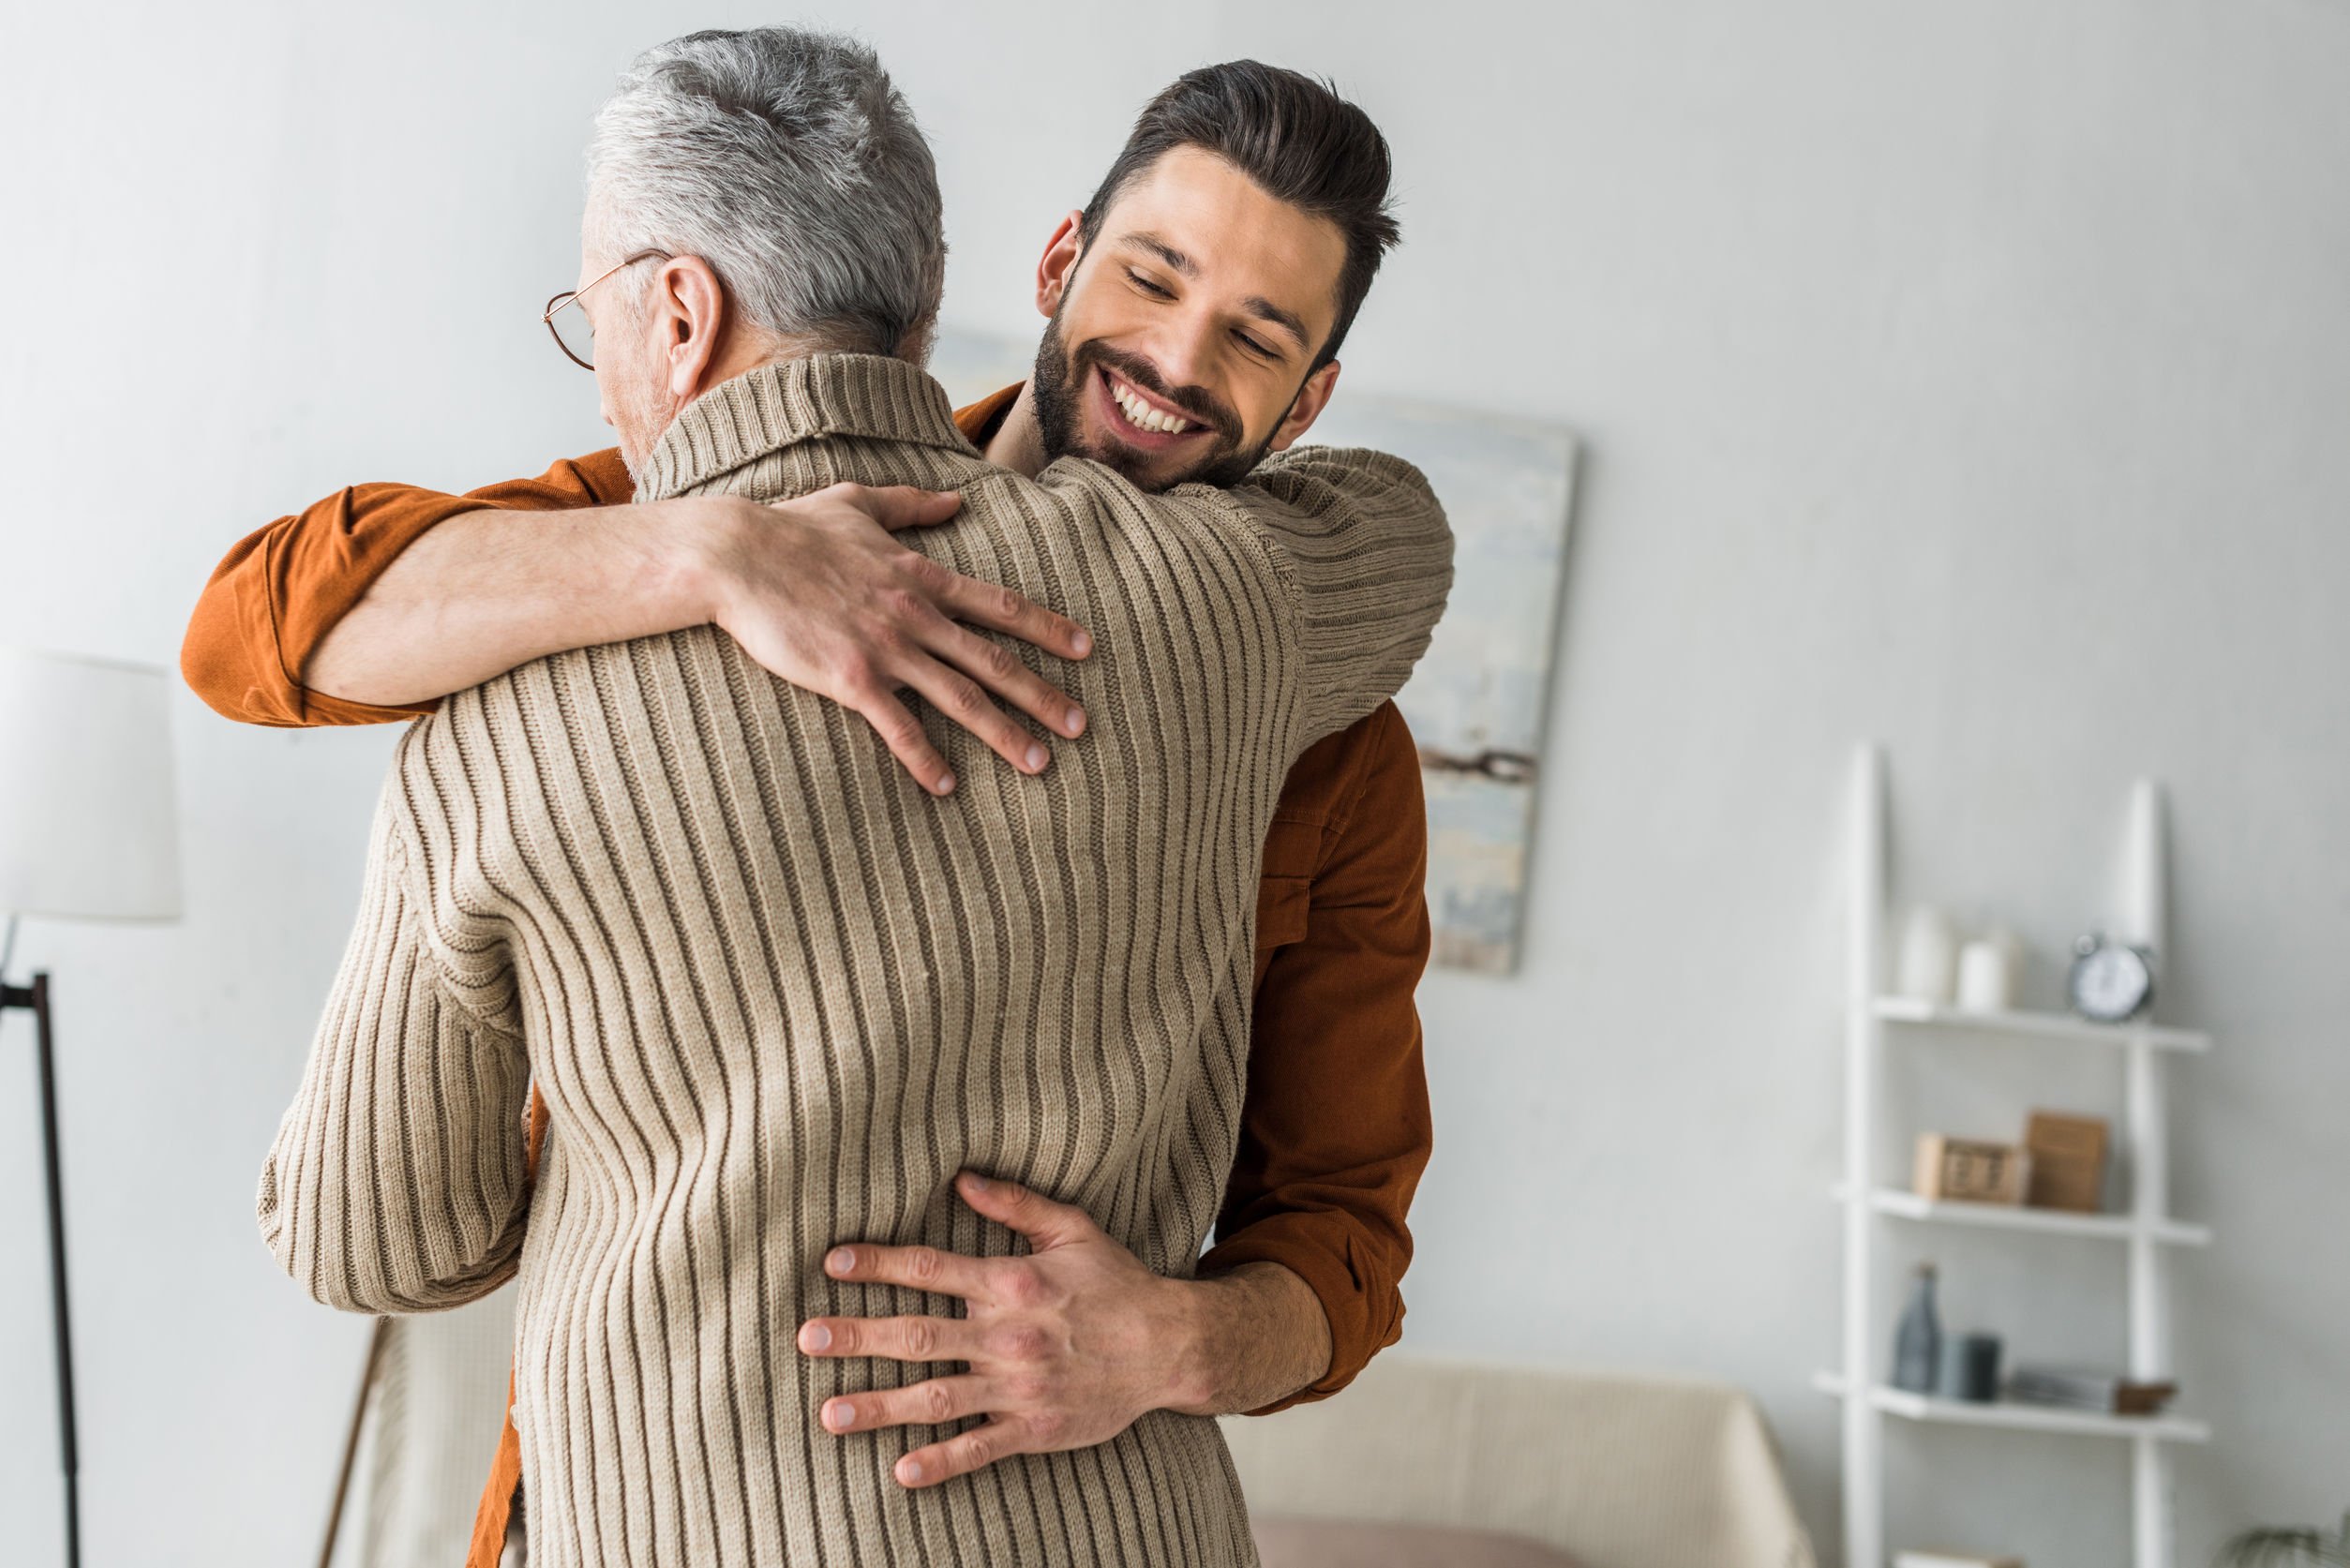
{"left": 1078, "top": 61, "right": 1400, "bottom": 372}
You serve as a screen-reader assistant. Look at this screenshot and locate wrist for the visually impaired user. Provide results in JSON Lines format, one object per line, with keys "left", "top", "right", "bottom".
{"left": 671, "top": 496, "right": 756, "bottom": 630}
{"left": 1160, "top": 1275, "right": 1226, "bottom": 1416}
{"left": 1164, "top": 1261, "right": 1336, "bottom": 1418}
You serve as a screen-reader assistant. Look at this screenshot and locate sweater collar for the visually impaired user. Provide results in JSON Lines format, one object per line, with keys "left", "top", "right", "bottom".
{"left": 637, "top": 353, "right": 975, "bottom": 500}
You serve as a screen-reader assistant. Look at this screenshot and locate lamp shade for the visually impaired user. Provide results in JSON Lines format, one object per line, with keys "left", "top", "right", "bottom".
{"left": 0, "top": 646, "right": 182, "bottom": 923}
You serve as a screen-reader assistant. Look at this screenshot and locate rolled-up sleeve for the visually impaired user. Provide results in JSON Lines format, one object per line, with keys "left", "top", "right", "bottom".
{"left": 1201, "top": 701, "right": 1433, "bottom": 1414}
{"left": 181, "top": 450, "right": 632, "bottom": 728}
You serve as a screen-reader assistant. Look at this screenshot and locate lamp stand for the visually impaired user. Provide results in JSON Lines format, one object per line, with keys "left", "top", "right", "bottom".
{"left": 3, "top": 969, "right": 82, "bottom": 1568}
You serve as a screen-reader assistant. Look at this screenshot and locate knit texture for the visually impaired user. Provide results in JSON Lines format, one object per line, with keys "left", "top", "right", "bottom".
{"left": 259, "top": 353, "right": 1452, "bottom": 1567}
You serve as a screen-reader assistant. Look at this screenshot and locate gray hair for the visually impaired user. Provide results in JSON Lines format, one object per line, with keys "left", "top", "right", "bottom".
{"left": 586, "top": 27, "right": 946, "bottom": 363}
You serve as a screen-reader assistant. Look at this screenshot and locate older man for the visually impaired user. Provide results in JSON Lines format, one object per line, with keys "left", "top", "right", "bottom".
{"left": 250, "top": 27, "right": 1448, "bottom": 1568}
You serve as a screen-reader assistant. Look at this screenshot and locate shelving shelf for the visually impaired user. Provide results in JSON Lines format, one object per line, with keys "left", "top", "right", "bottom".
{"left": 1829, "top": 1187, "right": 2212, "bottom": 1247}
{"left": 1873, "top": 994, "right": 2211, "bottom": 1053}
{"left": 1812, "top": 1373, "right": 2210, "bottom": 1444}
{"left": 1828, "top": 746, "right": 2210, "bottom": 1568}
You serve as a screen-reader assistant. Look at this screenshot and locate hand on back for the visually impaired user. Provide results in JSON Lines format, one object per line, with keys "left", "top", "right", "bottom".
{"left": 703, "top": 483, "right": 1093, "bottom": 795}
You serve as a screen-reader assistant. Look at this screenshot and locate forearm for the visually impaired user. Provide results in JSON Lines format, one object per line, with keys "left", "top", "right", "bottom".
{"left": 1164, "top": 1260, "right": 1333, "bottom": 1418}
{"left": 304, "top": 499, "right": 728, "bottom": 706}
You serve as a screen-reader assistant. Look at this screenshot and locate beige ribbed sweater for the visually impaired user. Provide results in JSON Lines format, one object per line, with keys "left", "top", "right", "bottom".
{"left": 259, "top": 353, "right": 1452, "bottom": 1567}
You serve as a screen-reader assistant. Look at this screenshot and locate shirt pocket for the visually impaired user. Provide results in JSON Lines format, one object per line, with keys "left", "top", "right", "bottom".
{"left": 1254, "top": 874, "right": 1312, "bottom": 986}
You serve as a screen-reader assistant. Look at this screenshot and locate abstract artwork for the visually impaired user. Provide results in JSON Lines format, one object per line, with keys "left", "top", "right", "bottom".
{"left": 929, "top": 330, "right": 1577, "bottom": 973}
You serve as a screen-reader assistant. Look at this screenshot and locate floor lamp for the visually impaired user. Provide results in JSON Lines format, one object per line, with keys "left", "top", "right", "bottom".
{"left": 0, "top": 646, "right": 182, "bottom": 1568}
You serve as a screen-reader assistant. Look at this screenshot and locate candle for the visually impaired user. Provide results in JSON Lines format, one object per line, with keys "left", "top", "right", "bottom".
{"left": 1955, "top": 928, "right": 2022, "bottom": 1011}
{"left": 1896, "top": 906, "right": 1959, "bottom": 1003}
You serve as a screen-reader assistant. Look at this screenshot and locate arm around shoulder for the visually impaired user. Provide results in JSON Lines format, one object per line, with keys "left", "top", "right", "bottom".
{"left": 181, "top": 451, "right": 631, "bottom": 727}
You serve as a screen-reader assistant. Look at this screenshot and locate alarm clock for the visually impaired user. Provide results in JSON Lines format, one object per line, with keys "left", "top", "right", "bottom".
{"left": 2067, "top": 933, "right": 2154, "bottom": 1023}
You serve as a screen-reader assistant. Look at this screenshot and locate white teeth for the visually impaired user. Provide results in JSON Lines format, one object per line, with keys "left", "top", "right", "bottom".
{"left": 1111, "top": 379, "right": 1191, "bottom": 435}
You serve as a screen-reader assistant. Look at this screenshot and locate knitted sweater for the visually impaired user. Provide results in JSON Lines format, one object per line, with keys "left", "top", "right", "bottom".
{"left": 258, "top": 353, "right": 1453, "bottom": 1567}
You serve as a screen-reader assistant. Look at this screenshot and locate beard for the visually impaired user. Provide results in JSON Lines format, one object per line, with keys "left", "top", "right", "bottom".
{"left": 595, "top": 291, "right": 680, "bottom": 489}
{"left": 1027, "top": 306, "right": 1281, "bottom": 493}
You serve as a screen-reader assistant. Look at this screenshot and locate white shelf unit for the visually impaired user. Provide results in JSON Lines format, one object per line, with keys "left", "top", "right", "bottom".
{"left": 1871, "top": 995, "right": 2211, "bottom": 1054}
{"left": 1831, "top": 1186, "right": 2213, "bottom": 1247}
{"left": 1812, "top": 1373, "right": 2212, "bottom": 1445}
{"left": 1823, "top": 744, "right": 2211, "bottom": 1568}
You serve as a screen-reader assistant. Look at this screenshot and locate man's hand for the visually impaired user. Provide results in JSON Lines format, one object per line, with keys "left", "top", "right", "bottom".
{"left": 796, "top": 1172, "right": 1216, "bottom": 1489}
{"left": 698, "top": 484, "right": 1094, "bottom": 797}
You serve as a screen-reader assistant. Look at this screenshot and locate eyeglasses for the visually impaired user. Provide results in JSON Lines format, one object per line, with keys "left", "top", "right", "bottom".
{"left": 542, "top": 249, "right": 671, "bottom": 370}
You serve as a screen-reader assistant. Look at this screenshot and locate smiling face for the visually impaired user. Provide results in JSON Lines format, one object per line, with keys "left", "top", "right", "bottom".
{"left": 1028, "top": 146, "right": 1350, "bottom": 492}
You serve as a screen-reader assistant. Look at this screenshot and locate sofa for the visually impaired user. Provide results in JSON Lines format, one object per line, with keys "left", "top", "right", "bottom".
{"left": 1220, "top": 1351, "right": 1818, "bottom": 1568}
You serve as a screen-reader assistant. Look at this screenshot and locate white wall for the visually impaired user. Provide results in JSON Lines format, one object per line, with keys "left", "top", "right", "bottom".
{"left": 1, "top": 3, "right": 2343, "bottom": 1563}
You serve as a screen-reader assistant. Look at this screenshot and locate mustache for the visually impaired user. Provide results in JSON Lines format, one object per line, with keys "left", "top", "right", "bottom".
{"left": 1073, "top": 341, "right": 1243, "bottom": 445}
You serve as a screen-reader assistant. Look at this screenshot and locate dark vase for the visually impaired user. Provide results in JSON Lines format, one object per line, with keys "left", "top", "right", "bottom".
{"left": 1891, "top": 1262, "right": 1941, "bottom": 1394}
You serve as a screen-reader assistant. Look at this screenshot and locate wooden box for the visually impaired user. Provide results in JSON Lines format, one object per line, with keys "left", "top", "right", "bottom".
{"left": 2024, "top": 1111, "right": 2109, "bottom": 1213}
{"left": 1913, "top": 1134, "right": 2030, "bottom": 1205}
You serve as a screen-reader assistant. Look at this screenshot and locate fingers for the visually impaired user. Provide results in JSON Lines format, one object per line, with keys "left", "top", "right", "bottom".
{"left": 816, "top": 1373, "right": 994, "bottom": 1437}
{"left": 891, "top": 656, "right": 1053, "bottom": 780}
{"left": 791, "top": 483, "right": 963, "bottom": 533}
{"left": 850, "top": 645, "right": 1055, "bottom": 789}
{"left": 933, "top": 571, "right": 1093, "bottom": 664}
{"left": 733, "top": 482, "right": 1093, "bottom": 788}
{"left": 798, "top": 1312, "right": 982, "bottom": 1365}
{"left": 846, "top": 685, "right": 957, "bottom": 798}
{"left": 895, "top": 1416, "right": 1025, "bottom": 1489}
{"left": 823, "top": 1242, "right": 993, "bottom": 1301}
{"left": 952, "top": 1171, "right": 1096, "bottom": 1250}
{"left": 918, "top": 620, "right": 1087, "bottom": 743}
{"left": 821, "top": 1385, "right": 1034, "bottom": 1489}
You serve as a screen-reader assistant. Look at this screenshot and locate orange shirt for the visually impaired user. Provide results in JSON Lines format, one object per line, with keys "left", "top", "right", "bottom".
{"left": 184, "top": 386, "right": 1432, "bottom": 1550}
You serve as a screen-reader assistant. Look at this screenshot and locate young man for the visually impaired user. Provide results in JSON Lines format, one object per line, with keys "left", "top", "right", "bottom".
{"left": 215, "top": 40, "right": 1444, "bottom": 1566}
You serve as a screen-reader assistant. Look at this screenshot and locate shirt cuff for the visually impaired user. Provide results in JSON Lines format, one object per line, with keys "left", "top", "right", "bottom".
{"left": 1197, "top": 1214, "right": 1396, "bottom": 1417}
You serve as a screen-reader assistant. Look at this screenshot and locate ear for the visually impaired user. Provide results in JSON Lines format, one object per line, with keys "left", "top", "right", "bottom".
{"left": 1034, "top": 210, "right": 1085, "bottom": 319}
{"left": 652, "top": 255, "right": 730, "bottom": 401}
{"left": 1269, "top": 360, "right": 1342, "bottom": 454}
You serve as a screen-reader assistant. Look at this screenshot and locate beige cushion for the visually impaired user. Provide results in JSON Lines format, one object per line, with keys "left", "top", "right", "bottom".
{"left": 1221, "top": 1353, "right": 1817, "bottom": 1568}
{"left": 1252, "top": 1515, "right": 1584, "bottom": 1568}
